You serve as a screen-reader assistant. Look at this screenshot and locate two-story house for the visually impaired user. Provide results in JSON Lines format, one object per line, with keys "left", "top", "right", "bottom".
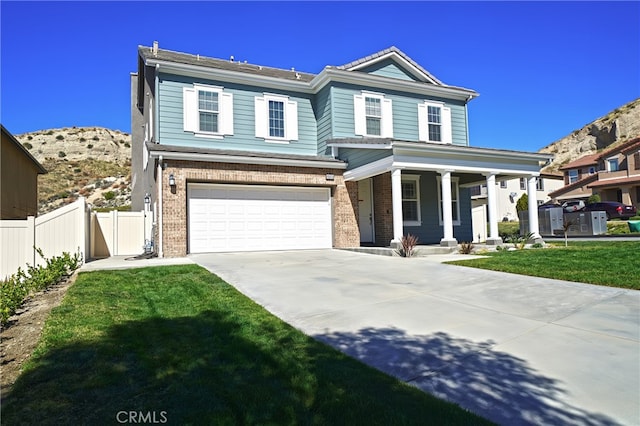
{"left": 131, "top": 43, "right": 552, "bottom": 257}
{"left": 549, "top": 137, "right": 640, "bottom": 208}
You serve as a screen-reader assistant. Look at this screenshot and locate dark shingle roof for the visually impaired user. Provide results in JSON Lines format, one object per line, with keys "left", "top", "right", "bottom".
{"left": 139, "top": 46, "right": 316, "bottom": 83}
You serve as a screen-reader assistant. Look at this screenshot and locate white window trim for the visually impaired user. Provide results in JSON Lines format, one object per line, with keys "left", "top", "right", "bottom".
{"left": 401, "top": 174, "right": 421, "bottom": 226}
{"left": 418, "top": 100, "right": 452, "bottom": 144}
{"left": 255, "top": 93, "right": 298, "bottom": 143}
{"left": 183, "top": 84, "right": 234, "bottom": 139}
{"left": 437, "top": 176, "right": 461, "bottom": 226}
{"left": 519, "top": 178, "right": 527, "bottom": 190}
{"left": 568, "top": 169, "right": 579, "bottom": 184}
{"left": 354, "top": 91, "right": 393, "bottom": 138}
{"left": 607, "top": 157, "right": 619, "bottom": 172}
{"left": 536, "top": 177, "right": 544, "bottom": 191}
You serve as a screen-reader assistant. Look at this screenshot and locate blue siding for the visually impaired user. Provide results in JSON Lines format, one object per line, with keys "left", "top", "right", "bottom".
{"left": 158, "top": 73, "right": 318, "bottom": 156}
{"left": 338, "top": 148, "right": 390, "bottom": 169}
{"left": 328, "top": 83, "right": 468, "bottom": 146}
{"left": 315, "top": 85, "right": 333, "bottom": 156}
{"left": 401, "top": 172, "right": 472, "bottom": 244}
{"left": 356, "top": 58, "right": 417, "bottom": 81}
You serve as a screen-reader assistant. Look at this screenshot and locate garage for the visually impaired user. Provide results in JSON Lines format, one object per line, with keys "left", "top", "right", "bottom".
{"left": 188, "top": 183, "right": 333, "bottom": 253}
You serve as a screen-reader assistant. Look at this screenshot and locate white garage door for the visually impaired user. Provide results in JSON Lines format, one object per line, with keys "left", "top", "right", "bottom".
{"left": 188, "top": 184, "right": 332, "bottom": 253}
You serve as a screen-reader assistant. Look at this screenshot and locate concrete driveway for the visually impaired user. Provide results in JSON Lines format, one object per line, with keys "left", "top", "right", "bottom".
{"left": 191, "top": 250, "right": 639, "bottom": 425}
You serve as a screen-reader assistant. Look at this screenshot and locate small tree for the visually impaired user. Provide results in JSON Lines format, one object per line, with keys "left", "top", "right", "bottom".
{"left": 588, "top": 193, "right": 601, "bottom": 204}
{"left": 562, "top": 219, "right": 575, "bottom": 247}
{"left": 516, "top": 193, "right": 529, "bottom": 213}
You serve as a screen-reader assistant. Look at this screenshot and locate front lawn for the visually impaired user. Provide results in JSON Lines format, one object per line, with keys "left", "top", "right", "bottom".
{"left": 449, "top": 241, "right": 640, "bottom": 289}
{"left": 2, "top": 265, "right": 489, "bottom": 425}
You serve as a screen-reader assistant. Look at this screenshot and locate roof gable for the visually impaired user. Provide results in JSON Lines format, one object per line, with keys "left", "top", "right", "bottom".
{"left": 1, "top": 125, "right": 46, "bottom": 174}
{"left": 336, "top": 46, "right": 444, "bottom": 85}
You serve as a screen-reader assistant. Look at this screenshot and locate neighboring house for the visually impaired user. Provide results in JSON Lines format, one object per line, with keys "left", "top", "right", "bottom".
{"left": 131, "top": 42, "right": 551, "bottom": 256}
{"left": 1, "top": 125, "right": 47, "bottom": 219}
{"left": 550, "top": 137, "right": 640, "bottom": 208}
{"left": 471, "top": 174, "right": 564, "bottom": 222}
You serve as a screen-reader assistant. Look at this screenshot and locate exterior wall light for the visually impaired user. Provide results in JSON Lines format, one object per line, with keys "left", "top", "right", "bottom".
{"left": 325, "top": 173, "right": 335, "bottom": 181}
{"left": 168, "top": 174, "right": 176, "bottom": 187}
{"left": 144, "top": 193, "right": 151, "bottom": 206}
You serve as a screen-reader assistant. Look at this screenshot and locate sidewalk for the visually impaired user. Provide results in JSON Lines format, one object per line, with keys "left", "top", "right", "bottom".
{"left": 80, "top": 255, "right": 194, "bottom": 272}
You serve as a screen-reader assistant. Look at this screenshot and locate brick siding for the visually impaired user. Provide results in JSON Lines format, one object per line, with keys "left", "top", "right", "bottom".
{"left": 160, "top": 160, "right": 359, "bottom": 257}
{"left": 373, "top": 172, "right": 393, "bottom": 245}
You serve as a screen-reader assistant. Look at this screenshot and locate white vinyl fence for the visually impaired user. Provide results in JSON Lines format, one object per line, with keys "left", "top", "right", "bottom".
{"left": 0, "top": 197, "right": 151, "bottom": 279}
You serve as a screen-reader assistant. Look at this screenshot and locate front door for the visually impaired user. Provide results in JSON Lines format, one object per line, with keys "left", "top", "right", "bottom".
{"left": 358, "top": 179, "right": 374, "bottom": 243}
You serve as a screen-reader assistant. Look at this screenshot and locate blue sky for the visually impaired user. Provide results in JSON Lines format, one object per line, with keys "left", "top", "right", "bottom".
{"left": 1, "top": 1, "right": 638, "bottom": 152}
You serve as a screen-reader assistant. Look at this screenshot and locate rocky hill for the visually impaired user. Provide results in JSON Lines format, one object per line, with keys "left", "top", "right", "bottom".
{"left": 16, "top": 127, "right": 132, "bottom": 213}
{"left": 540, "top": 98, "right": 640, "bottom": 172}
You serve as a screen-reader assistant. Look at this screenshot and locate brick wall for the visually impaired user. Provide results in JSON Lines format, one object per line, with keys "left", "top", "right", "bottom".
{"left": 373, "top": 172, "right": 393, "bottom": 245}
{"left": 160, "top": 160, "right": 359, "bottom": 257}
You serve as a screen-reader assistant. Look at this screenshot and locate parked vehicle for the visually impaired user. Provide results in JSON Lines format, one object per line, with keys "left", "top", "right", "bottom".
{"left": 562, "top": 200, "right": 585, "bottom": 212}
{"left": 538, "top": 202, "right": 562, "bottom": 210}
{"left": 583, "top": 201, "right": 637, "bottom": 220}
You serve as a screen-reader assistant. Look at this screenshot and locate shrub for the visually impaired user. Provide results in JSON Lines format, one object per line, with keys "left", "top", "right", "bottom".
{"left": 87, "top": 144, "right": 93, "bottom": 149}
{"left": 46, "top": 130, "right": 54, "bottom": 135}
{"left": 459, "top": 242, "right": 474, "bottom": 254}
{"left": 124, "top": 142, "right": 131, "bottom": 148}
{"left": 532, "top": 243, "right": 544, "bottom": 248}
{"left": 80, "top": 137, "right": 86, "bottom": 142}
{"left": 27, "top": 135, "right": 33, "bottom": 140}
{"left": 56, "top": 135, "right": 64, "bottom": 140}
{"left": 74, "top": 168, "right": 82, "bottom": 173}
{"left": 22, "top": 142, "right": 33, "bottom": 150}
{"left": 0, "top": 250, "right": 82, "bottom": 324}
{"left": 588, "top": 193, "right": 601, "bottom": 204}
{"left": 103, "top": 191, "right": 115, "bottom": 200}
{"left": 58, "top": 151, "right": 66, "bottom": 158}
{"left": 516, "top": 194, "right": 528, "bottom": 213}
{"left": 398, "top": 234, "right": 419, "bottom": 258}
{"left": 92, "top": 136, "right": 99, "bottom": 141}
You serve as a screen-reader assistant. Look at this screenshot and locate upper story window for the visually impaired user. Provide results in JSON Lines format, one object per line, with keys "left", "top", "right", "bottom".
{"left": 354, "top": 92, "right": 393, "bottom": 138}
{"left": 500, "top": 180, "right": 507, "bottom": 189}
{"left": 536, "top": 178, "right": 544, "bottom": 191}
{"left": 255, "top": 94, "right": 298, "bottom": 143}
{"left": 519, "top": 178, "right": 527, "bottom": 190}
{"left": 418, "top": 101, "right": 452, "bottom": 144}
{"left": 401, "top": 175, "right": 421, "bottom": 226}
{"left": 607, "top": 157, "right": 619, "bottom": 172}
{"left": 588, "top": 166, "right": 596, "bottom": 174}
{"left": 183, "top": 84, "right": 234, "bottom": 138}
{"left": 365, "top": 97, "right": 382, "bottom": 136}
{"left": 634, "top": 152, "right": 640, "bottom": 170}
{"left": 568, "top": 169, "right": 579, "bottom": 184}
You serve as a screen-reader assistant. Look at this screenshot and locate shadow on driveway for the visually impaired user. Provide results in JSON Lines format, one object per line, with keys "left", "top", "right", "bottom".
{"left": 317, "top": 327, "right": 620, "bottom": 426}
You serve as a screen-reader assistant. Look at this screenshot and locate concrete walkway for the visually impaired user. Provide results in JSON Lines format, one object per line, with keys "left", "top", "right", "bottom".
{"left": 80, "top": 255, "right": 194, "bottom": 271}
{"left": 191, "top": 249, "right": 640, "bottom": 426}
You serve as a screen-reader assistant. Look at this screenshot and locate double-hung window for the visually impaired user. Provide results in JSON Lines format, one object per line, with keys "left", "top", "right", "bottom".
{"left": 183, "top": 84, "right": 234, "bottom": 137}
{"left": 255, "top": 94, "right": 298, "bottom": 142}
{"left": 354, "top": 92, "right": 393, "bottom": 138}
{"left": 607, "top": 158, "right": 619, "bottom": 172}
{"left": 568, "top": 169, "right": 579, "bottom": 184}
{"left": 437, "top": 177, "right": 460, "bottom": 225}
{"left": 536, "top": 178, "right": 544, "bottom": 191}
{"left": 401, "top": 175, "right": 421, "bottom": 225}
{"left": 418, "top": 101, "right": 452, "bottom": 144}
{"left": 519, "top": 178, "right": 527, "bottom": 190}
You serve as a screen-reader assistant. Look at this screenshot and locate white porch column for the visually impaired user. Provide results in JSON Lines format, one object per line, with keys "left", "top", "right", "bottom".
{"left": 485, "top": 172, "right": 502, "bottom": 245}
{"left": 527, "top": 175, "right": 542, "bottom": 241}
{"left": 390, "top": 168, "right": 404, "bottom": 246}
{"left": 440, "top": 170, "right": 457, "bottom": 247}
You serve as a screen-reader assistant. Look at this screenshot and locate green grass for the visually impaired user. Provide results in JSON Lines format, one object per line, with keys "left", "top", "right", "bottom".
{"left": 2, "top": 265, "right": 489, "bottom": 425}
{"left": 449, "top": 241, "right": 640, "bottom": 289}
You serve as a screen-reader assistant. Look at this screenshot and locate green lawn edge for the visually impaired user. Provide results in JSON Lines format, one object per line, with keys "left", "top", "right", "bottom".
{"left": 2, "top": 265, "right": 491, "bottom": 425}
{"left": 447, "top": 241, "right": 640, "bottom": 289}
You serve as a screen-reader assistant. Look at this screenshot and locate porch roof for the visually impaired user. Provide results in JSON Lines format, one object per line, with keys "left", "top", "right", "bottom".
{"left": 329, "top": 138, "right": 553, "bottom": 182}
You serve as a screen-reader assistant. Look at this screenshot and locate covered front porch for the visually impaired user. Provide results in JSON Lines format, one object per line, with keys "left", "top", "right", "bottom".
{"left": 330, "top": 139, "right": 553, "bottom": 247}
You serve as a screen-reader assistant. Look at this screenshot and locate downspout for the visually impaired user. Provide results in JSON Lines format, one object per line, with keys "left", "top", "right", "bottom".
{"left": 465, "top": 94, "right": 473, "bottom": 146}
{"left": 154, "top": 64, "right": 160, "bottom": 143}
{"left": 155, "top": 65, "right": 163, "bottom": 257}
{"left": 157, "top": 155, "right": 163, "bottom": 258}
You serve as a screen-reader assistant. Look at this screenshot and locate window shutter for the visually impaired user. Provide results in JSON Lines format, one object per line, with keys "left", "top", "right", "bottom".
{"left": 183, "top": 87, "right": 197, "bottom": 132}
{"left": 286, "top": 100, "right": 298, "bottom": 141}
{"left": 353, "top": 94, "right": 365, "bottom": 136}
{"left": 442, "top": 106, "right": 452, "bottom": 144}
{"left": 220, "top": 92, "right": 234, "bottom": 135}
{"left": 417, "top": 103, "right": 428, "bottom": 142}
{"left": 254, "top": 96, "right": 267, "bottom": 138}
{"left": 381, "top": 98, "right": 393, "bottom": 138}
